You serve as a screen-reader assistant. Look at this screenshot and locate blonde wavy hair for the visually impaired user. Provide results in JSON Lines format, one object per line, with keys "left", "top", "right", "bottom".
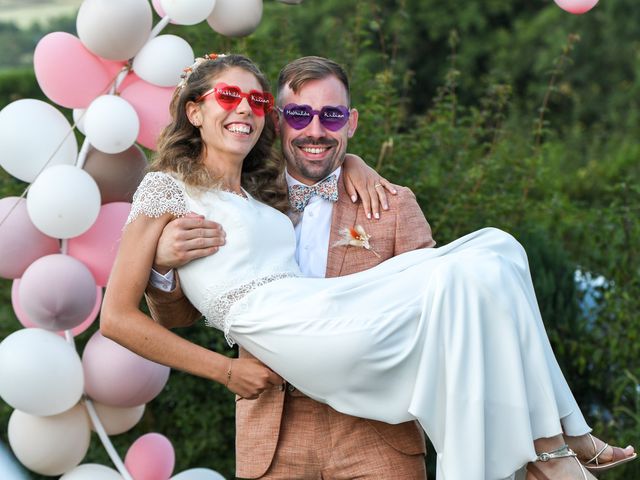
{"left": 150, "top": 54, "right": 288, "bottom": 212}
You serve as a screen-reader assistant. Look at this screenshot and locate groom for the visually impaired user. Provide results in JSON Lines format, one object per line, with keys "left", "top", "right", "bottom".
{"left": 146, "top": 56, "right": 436, "bottom": 479}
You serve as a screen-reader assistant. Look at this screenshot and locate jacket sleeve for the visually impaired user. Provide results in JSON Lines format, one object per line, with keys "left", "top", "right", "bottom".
{"left": 392, "top": 186, "right": 436, "bottom": 255}
{"left": 144, "top": 273, "right": 202, "bottom": 329}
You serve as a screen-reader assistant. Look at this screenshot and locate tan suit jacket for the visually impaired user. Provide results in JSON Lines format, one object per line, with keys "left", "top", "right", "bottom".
{"left": 146, "top": 175, "right": 436, "bottom": 478}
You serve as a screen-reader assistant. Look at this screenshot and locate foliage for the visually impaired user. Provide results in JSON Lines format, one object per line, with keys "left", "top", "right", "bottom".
{"left": 0, "top": 16, "right": 76, "bottom": 69}
{"left": 0, "top": 1, "right": 638, "bottom": 478}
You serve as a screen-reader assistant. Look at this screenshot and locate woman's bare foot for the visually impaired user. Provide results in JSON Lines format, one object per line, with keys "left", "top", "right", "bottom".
{"left": 565, "top": 433, "right": 636, "bottom": 471}
{"left": 527, "top": 435, "right": 597, "bottom": 479}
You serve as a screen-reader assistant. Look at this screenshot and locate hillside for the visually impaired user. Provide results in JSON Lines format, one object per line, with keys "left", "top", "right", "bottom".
{"left": 0, "top": 0, "right": 82, "bottom": 29}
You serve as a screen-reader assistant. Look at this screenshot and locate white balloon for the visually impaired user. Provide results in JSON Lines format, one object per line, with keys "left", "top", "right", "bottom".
{"left": 171, "top": 468, "right": 226, "bottom": 480}
{"left": 61, "top": 463, "right": 124, "bottom": 479}
{"left": 8, "top": 404, "right": 91, "bottom": 476}
{"left": 0, "top": 99, "right": 77, "bottom": 183}
{"left": 73, "top": 108, "right": 87, "bottom": 135}
{"left": 77, "top": 0, "right": 152, "bottom": 61}
{"left": 0, "top": 329, "right": 84, "bottom": 417}
{"left": 88, "top": 402, "right": 145, "bottom": 435}
{"left": 133, "top": 35, "right": 195, "bottom": 88}
{"left": 27, "top": 164, "right": 101, "bottom": 239}
{"left": 85, "top": 95, "right": 140, "bottom": 154}
{"left": 207, "top": 0, "right": 263, "bottom": 37}
{"left": 160, "top": 0, "right": 217, "bottom": 25}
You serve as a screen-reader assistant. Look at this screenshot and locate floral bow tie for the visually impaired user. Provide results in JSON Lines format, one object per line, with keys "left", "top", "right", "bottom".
{"left": 288, "top": 174, "right": 339, "bottom": 212}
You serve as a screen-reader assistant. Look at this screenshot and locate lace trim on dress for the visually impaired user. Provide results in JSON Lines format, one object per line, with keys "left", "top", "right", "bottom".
{"left": 126, "top": 172, "right": 189, "bottom": 225}
{"left": 202, "top": 272, "right": 299, "bottom": 346}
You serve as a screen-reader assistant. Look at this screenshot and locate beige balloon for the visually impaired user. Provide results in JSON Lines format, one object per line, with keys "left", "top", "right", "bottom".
{"left": 88, "top": 401, "right": 145, "bottom": 435}
{"left": 83, "top": 145, "right": 147, "bottom": 204}
{"left": 8, "top": 404, "right": 91, "bottom": 476}
{"left": 207, "top": 0, "right": 263, "bottom": 37}
{"left": 76, "top": 0, "right": 152, "bottom": 61}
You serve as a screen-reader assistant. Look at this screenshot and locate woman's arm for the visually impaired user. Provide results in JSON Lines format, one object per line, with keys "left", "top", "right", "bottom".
{"left": 101, "top": 213, "right": 282, "bottom": 398}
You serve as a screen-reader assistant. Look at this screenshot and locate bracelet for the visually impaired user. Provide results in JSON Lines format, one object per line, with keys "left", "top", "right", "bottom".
{"left": 224, "top": 359, "right": 233, "bottom": 388}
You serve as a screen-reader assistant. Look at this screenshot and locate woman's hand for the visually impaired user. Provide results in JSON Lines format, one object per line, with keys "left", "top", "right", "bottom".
{"left": 226, "top": 358, "right": 284, "bottom": 399}
{"left": 342, "top": 153, "right": 397, "bottom": 219}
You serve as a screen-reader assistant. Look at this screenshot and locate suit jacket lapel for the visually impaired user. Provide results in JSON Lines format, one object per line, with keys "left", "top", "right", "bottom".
{"left": 326, "top": 174, "right": 357, "bottom": 278}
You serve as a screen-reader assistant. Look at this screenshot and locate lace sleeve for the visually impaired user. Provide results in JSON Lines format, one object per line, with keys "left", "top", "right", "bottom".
{"left": 126, "top": 172, "right": 189, "bottom": 225}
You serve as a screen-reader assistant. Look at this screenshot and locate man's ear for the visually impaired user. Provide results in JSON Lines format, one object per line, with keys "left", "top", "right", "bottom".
{"left": 271, "top": 109, "right": 281, "bottom": 136}
{"left": 347, "top": 108, "right": 358, "bottom": 138}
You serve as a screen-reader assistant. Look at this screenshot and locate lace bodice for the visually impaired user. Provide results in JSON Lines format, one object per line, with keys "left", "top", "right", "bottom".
{"left": 129, "top": 172, "right": 301, "bottom": 344}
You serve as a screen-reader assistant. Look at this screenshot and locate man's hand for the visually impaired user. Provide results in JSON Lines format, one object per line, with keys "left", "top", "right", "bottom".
{"left": 154, "top": 213, "right": 226, "bottom": 273}
{"left": 342, "top": 153, "right": 397, "bottom": 220}
{"left": 227, "top": 358, "right": 284, "bottom": 400}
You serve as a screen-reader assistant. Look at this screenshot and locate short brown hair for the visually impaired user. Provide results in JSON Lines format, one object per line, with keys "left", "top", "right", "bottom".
{"left": 277, "top": 56, "right": 351, "bottom": 105}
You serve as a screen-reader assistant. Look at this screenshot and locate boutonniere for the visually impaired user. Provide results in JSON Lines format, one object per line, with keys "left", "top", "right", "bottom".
{"left": 333, "top": 225, "right": 381, "bottom": 258}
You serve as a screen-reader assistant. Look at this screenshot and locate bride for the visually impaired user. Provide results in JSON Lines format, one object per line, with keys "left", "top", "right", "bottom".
{"left": 101, "top": 54, "right": 634, "bottom": 480}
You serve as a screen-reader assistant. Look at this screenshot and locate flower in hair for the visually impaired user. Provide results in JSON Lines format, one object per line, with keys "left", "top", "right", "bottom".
{"left": 333, "top": 225, "right": 380, "bottom": 258}
{"left": 178, "top": 53, "right": 228, "bottom": 89}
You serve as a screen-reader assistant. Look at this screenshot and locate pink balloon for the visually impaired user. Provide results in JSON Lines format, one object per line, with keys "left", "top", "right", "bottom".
{"left": 125, "top": 433, "right": 175, "bottom": 480}
{"left": 120, "top": 78, "right": 174, "bottom": 150}
{"left": 34, "top": 32, "right": 118, "bottom": 109}
{"left": 83, "top": 331, "right": 171, "bottom": 407}
{"left": 12, "top": 279, "right": 102, "bottom": 337}
{"left": 0, "top": 197, "right": 60, "bottom": 279}
{"left": 116, "top": 71, "right": 141, "bottom": 93}
{"left": 99, "top": 57, "right": 128, "bottom": 79}
{"left": 67, "top": 202, "right": 131, "bottom": 287}
{"left": 18, "top": 254, "right": 97, "bottom": 331}
{"left": 553, "top": 0, "right": 598, "bottom": 14}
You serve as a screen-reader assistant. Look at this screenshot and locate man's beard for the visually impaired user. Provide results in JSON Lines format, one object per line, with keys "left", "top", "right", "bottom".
{"left": 289, "top": 137, "right": 343, "bottom": 182}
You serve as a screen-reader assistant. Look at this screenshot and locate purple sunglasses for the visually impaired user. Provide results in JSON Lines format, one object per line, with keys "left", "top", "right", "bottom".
{"left": 278, "top": 103, "right": 350, "bottom": 131}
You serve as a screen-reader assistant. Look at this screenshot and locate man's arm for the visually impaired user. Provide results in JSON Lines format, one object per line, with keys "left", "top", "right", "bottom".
{"left": 145, "top": 274, "right": 202, "bottom": 329}
{"left": 145, "top": 214, "right": 225, "bottom": 329}
{"left": 392, "top": 187, "right": 436, "bottom": 255}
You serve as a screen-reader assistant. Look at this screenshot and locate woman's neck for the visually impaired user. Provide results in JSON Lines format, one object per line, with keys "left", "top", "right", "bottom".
{"left": 203, "top": 153, "right": 244, "bottom": 192}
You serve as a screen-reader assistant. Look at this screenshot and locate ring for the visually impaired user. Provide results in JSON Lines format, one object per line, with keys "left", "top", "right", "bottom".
{"left": 374, "top": 183, "right": 383, "bottom": 188}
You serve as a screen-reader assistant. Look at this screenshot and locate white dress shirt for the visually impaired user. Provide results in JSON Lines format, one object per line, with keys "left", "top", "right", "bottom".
{"left": 149, "top": 166, "right": 341, "bottom": 290}
{"left": 286, "top": 166, "right": 340, "bottom": 278}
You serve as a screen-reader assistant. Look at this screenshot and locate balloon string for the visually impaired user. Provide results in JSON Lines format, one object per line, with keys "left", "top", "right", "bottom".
{"left": 149, "top": 15, "right": 171, "bottom": 41}
{"left": 84, "top": 398, "right": 134, "bottom": 480}
{"left": 112, "top": 67, "right": 131, "bottom": 94}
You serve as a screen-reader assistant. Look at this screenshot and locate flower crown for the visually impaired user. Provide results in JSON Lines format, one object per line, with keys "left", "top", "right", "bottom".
{"left": 178, "top": 53, "right": 228, "bottom": 89}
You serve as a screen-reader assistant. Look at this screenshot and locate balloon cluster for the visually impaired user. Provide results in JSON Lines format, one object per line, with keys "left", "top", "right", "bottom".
{"left": 0, "top": 0, "right": 303, "bottom": 478}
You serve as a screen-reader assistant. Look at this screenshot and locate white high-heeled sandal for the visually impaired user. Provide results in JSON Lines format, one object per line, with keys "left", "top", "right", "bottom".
{"left": 527, "top": 444, "right": 588, "bottom": 480}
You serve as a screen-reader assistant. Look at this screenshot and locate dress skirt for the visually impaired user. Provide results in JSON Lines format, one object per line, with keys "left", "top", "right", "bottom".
{"left": 226, "top": 228, "right": 590, "bottom": 480}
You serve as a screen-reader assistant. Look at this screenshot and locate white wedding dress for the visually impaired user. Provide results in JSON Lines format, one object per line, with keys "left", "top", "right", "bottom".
{"left": 129, "top": 172, "right": 591, "bottom": 480}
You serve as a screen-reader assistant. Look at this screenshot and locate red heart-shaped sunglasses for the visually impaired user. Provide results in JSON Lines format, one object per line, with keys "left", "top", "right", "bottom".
{"left": 196, "top": 83, "right": 274, "bottom": 116}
